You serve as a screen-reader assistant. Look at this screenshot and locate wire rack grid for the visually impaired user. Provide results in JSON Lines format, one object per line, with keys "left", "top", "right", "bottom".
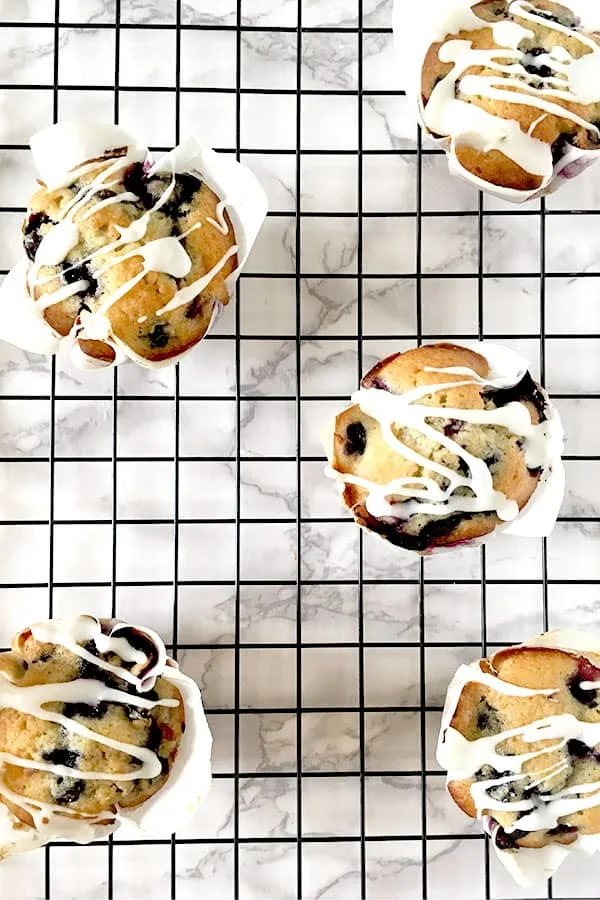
{"left": 0, "top": 0, "right": 599, "bottom": 898}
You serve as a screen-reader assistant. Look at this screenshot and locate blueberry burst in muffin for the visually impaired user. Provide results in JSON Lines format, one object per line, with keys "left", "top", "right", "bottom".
{"left": 418, "top": 0, "right": 600, "bottom": 197}
{"left": 0, "top": 615, "right": 211, "bottom": 858}
{"left": 323, "top": 343, "right": 563, "bottom": 554}
{"left": 438, "top": 631, "right": 600, "bottom": 884}
{"left": 1, "top": 122, "right": 266, "bottom": 368}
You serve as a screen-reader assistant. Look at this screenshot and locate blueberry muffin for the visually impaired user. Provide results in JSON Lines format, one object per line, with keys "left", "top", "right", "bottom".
{"left": 417, "top": 0, "right": 600, "bottom": 196}
{"left": 323, "top": 343, "right": 563, "bottom": 554}
{"left": 3, "top": 122, "right": 267, "bottom": 368}
{"left": 0, "top": 615, "right": 211, "bottom": 857}
{"left": 438, "top": 631, "right": 600, "bottom": 883}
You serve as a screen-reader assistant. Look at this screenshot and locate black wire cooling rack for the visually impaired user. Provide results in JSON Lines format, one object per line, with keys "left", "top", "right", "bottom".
{"left": 1, "top": 1, "right": 600, "bottom": 898}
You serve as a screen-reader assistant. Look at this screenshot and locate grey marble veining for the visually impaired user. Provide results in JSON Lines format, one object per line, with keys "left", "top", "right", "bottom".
{"left": 1, "top": 0, "right": 600, "bottom": 897}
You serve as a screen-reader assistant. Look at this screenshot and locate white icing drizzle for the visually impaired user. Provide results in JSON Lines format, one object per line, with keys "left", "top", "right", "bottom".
{"left": 437, "top": 632, "right": 600, "bottom": 884}
{"left": 447, "top": 662, "right": 557, "bottom": 700}
{"left": 512, "top": 0, "right": 599, "bottom": 51}
{"left": 527, "top": 110, "right": 549, "bottom": 135}
{"left": 37, "top": 280, "right": 90, "bottom": 311}
{"left": 422, "top": 0, "right": 600, "bottom": 191}
{"left": 57, "top": 156, "right": 134, "bottom": 223}
{"left": 26, "top": 141, "right": 238, "bottom": 347}
{"left": 30, "top": 616, "right": 158, "bottom": 690}
{"left": 0, "top": 776, "right": 103, "bottom": 828}
{"left": 80, "top": 190, "right": 139, "bottom": 221}
{"left": 440, "top": 711, "right": 600, "bottom": 786}
{"left": 0, "top": 123, "right": 268, "bottom": 370}
{"left": 483, "top": 814, "right": 585, "bottom": 885}
{"left": 0, "top": 616, "right": 180, "bottom": 825}
{"left": 155, "top": 244, "right": 238, "bottom": 316}
{"left": 93, "top": 237, "right": 193, "bottom": 314}
{"left": 35, "top": 222, "right": 80, "bottom": 266}
{"left": 0, "top": 677, "right": 176, "bottom": 782}
{"left": 328, "top": 359, "right": 552, "bottom": 522}
{"left": 205, "top": 199, "right": 230, "bottom": 235}
{"left": 29, "top": 157, "right": 175, "bottom": 300}
{"left": 0, "top": 614, "right": 212, "bottom": 856}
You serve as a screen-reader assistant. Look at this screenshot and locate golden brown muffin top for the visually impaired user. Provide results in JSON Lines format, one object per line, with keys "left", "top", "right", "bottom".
{"left": 420, "top": 0, "right": 600, "bottom": 194}
{"left": 0, "top": 616, "right": 184, "bottom": 827}
{"left": 439, "top": 633, "right": 600, "bottom": 869}
{"left": 324, "top": 343, "right": 551, "bottom": 552}
{"left": 24, "top": 145, "right": 237, "bottom": 366}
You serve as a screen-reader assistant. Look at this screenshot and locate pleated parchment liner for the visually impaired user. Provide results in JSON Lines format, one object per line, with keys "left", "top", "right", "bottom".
{"left": 393, "top": 0, "right": 600, "bottom": 202}
{"left": 0, "top": 122, "right": 267, "bottom": 369}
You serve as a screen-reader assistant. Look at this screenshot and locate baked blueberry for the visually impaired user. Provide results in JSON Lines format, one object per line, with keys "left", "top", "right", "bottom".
{"left": 412, "top": 0, "right": 600, "bottom": 198}
{"left": 344, "top": 422, "right": 367, "bottom": 456}
{"left": 0, "top": 614, "right": 211, "bottom": 859}
{"left": 324, "top": 343, "right": 563, "bottom": 554}
{"left": 438, "top": 631, "right": 600, "bottom": 884}
{"left": 4, "top": 122, "right": 266, "bottom": 368}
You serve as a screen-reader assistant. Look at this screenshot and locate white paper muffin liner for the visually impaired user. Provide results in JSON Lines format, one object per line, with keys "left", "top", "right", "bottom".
{"left": 439, "top": 629, "right": 600, "bottom": 884}
{"left": 0, "top": 616, "right": 212, "bottom": 857}
{"left": 392, "top": 0, "right": 600, "bottom": 202}
{"left": 323, "top": 341, "right": 565, "bottom": 557}
{"left": 0, "top": 122, "right": 268, "bottom": 369}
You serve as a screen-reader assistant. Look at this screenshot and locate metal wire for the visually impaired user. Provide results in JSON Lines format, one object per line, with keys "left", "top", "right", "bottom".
{"left": 0, "top": 2, "right": 597, "bottom": 899}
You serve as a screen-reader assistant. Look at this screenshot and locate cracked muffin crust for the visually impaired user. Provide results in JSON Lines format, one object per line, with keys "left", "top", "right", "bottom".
{"left": 0, "top": 615, "right": 211, "bottom": 858}
{"left": 0, "top": 122, "right": 267, "bottom": 368}
{"left": 323, "top": 343, "right": 563, "bottom": 554}
{"left": 438, "top": 631, "right": 600, "bottom": 883}
{"left": 416, "top": 0, "right": 600, "bottom": 197}
{"left": 25, "top": 160, "right": 237, "bottom": 365}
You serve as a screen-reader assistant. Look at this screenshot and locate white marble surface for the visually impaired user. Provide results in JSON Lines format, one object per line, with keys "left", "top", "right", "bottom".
{"left": 0, "top": 1, "right": 600, "bottom": 899}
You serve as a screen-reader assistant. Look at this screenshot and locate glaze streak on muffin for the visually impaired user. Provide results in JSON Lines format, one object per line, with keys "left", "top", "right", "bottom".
{"left": 61, "top": 260, "right": 98, "bottom": 300}
{"left": 122, "top": 164, "right": 202, "bottom": 219}
{"left": 476, "top": 764, "right": 539, "bottom": 804}
{"left": 23, "top": 212, "right": 53, "bottom": 262}
{"left": 108, "top": 627, "right": 157, "bottom": 669}
{"left": 77, "top": 642, "right": 159, "bottom": 704}
{"left": 531, "top": 6, "right": 572, "bottom": 25}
